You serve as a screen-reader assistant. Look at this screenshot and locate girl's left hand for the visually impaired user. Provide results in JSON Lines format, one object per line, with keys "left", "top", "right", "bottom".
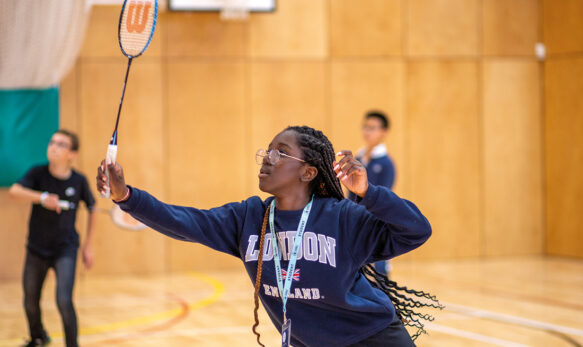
{"left": 333, "top": 150, "right": 368, "bottom": 198}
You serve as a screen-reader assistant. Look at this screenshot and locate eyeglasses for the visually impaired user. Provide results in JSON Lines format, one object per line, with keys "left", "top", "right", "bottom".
{"left": 256, "top": 149, "right": 306, "bottom": 165}
{"left": 49, "top": 140, "right": 71, "bottom": 149}
{"left": 362, "top": 125, "right": 384, "bottom": 132}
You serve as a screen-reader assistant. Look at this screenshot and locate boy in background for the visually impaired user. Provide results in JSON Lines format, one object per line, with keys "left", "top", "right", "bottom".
{"left": 349, "top": 111, "right": 395, "bottom": 278}
{"left": 9, "top": 129, "right": 96, "bottom": 347}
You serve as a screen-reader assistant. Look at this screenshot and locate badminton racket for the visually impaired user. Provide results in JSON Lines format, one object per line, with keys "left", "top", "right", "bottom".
{"left": 102, "top": 0, "right": 158, "bottom": 198}
{"left": 96, "top": 205, "right": 147, "bottom": 231}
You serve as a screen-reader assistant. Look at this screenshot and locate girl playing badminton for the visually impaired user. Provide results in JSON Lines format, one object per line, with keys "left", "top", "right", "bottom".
{"left": 97, "top": 125, "right": 438, "bottom": 346}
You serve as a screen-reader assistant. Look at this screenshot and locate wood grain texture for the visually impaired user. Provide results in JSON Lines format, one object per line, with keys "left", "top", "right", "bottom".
{"left": 544, "top": 57, "right": 583, "bottom": 258}
{"left": 482, "top": 60, "right": 543, "bottom": 255}
{"left": 407, "top": 0, "right": 479, "bottom": 56}
{"left": 249, "top": 0, "right": 327, "bottom": 58}
{"left": 330, "top": 0, "right": 402, "bottom": 57}
{"left": 543, "top": 0, "right": 583, "bottom": 55}
{"left": 482, "top": 0, "right": 539, "bottom": 56}
{"left": 406, "top": 61, "right": 481, "bottom": 258}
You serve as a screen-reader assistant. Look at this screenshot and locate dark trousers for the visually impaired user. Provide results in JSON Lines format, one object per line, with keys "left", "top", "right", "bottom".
{"left": 348, "top": 315, "right": 415, "bottom": 347}
{"left": 23, "top": 249, "right": 78, "bottom": 347}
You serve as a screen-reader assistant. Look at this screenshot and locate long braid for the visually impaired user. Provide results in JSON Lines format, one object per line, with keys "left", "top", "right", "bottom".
{"left": 361, "top": 264, "right": 444, "bottom": 340}
{"left": 251, "top": 205, "right": 270, "bottom": 347}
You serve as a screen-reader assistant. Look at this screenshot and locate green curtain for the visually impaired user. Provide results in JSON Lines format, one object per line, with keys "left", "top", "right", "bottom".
{"left": 0, "top": 88, "right": 59, "bottom": 187}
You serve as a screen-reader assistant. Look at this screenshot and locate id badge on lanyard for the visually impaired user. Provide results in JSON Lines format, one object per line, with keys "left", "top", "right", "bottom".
{"left": 281, "top": 318, "right": 292, "bottom": 347}
{"left": 269, "top": 196, "right": 313, "bottom": 347}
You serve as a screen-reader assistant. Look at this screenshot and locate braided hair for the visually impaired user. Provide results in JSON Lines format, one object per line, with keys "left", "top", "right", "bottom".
{"left": 251, "top": 125, "right": 442, "bottom": 345}
{"left": 286, "top": 126, "right": 344, "bottom": 200}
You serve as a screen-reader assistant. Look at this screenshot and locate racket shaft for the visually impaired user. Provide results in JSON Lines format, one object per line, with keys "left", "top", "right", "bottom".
{"left": 101, "top": 144, "right": 118, "bottom": 198}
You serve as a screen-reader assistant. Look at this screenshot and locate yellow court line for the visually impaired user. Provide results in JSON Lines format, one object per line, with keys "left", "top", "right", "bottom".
{"left": 78, "top": 271, "right": 225, "bottom": 336}
{"left": 1, "top": 272, "right": 225, "bottom": 344}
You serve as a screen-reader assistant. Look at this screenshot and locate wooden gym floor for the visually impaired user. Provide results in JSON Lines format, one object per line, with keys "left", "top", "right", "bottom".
{"left": 0, "top": 256, "right": 582, "bottom": 347}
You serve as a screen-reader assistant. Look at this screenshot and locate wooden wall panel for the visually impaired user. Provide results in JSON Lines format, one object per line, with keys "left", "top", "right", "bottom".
{"left": 79, "top": 61, "right": 166, "bottom": 275}
{"left": 408, "top": 0, "right": 479, "bottom": 56}
{"left": 59, "top": 66, "right": 80, "bottom": 132}
{"left": 249, "top": 61, "right": 328, "bottom": 196}
{"left": 482, "top": 60, "right": 543, "bottom": 255}
{"left": 249, "top": 0, "right": 327, "bottom": 58}
{"left": 482, "top": 0, "right": 539, "bottom": 56}
{"left": 330, "top": 0, "right": 402, "bottom": 57}
{"left": 80, "top": 6, "right": 119, "bottom": 58}
{"left": 249, "top": 62, "right": 327, "bottom": 198}
{"left": 165, "top": 12, "right": 247, "bottom": 57}
{"left": 0, "top": 191, "right": 30, "bottom": 280}
{"left": 330, "top": 61, "right": 405, "bottom": 193}
{"left": 543, "top": 0, "right": 583, "bottom": 55}
{"left": 545, "top": 58, "right": 583, "bottom": 258}
{"left": 166, "top": 61, "right": 246, "bottom": 271}
{"left": 406, "top": 61, "right": 481, "bottom": 258}
{"left": 81, "top": 6, "right": 164, "bottom": 58}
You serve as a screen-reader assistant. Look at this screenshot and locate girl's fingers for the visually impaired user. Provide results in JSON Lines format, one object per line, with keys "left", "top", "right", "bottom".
{"left": 336, "top": 162, "right": 356, "bottom": 178}
{"left": 336, "top": 150, "right": 353, "bottom": 157}
{"left": 334, "top": 150, "right": 359, "bottom": 178}
{"left": 335, "top": 151, "right": 354, "bottom": 168}
{"left": 343, "top": 165, "right": 363, "bottom": 179}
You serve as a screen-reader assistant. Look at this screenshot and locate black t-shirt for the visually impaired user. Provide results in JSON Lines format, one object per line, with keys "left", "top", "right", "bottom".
{"left": 18, "top": 164, "right": 95, "bottom": 257}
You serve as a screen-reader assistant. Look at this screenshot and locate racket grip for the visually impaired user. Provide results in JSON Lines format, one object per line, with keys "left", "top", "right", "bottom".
{"left": 58, "top": 200, "right": 71, "bottom": 210}
{"left": 100, "top": 144, "right": 118, "bottom": 199}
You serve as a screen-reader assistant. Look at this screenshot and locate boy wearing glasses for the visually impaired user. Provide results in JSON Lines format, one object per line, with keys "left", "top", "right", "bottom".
{"left": 348, "top": 111, "right": 395, "bottom": 278}
{"left": 9, "top": 129, "right": 96, "bottom": 347}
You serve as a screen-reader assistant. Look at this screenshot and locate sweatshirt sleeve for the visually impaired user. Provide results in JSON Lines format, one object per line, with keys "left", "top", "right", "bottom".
{"left": 343, "top": 184, "right": 431, "bottom": 266}
{"left": 117, "top": 186, "right": 248, "bottom": 258}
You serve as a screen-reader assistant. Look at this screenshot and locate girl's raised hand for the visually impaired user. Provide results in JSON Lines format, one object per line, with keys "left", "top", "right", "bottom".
{"left": 333, "top": 150, "right": 368, "bottom": 198}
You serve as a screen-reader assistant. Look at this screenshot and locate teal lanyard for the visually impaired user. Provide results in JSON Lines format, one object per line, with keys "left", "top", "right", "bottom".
{"left": 269, "top": 196, "right": 313, "bottom": 321}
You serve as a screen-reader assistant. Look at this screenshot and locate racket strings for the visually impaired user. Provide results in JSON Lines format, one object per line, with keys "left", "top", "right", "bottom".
{"left": 119, "top": 0, "right": 156, "bottom": 57}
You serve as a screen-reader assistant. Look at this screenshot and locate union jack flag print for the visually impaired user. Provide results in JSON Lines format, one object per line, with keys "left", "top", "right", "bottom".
{"left": 281, "top": 268, "right": 300, "bottom": 281}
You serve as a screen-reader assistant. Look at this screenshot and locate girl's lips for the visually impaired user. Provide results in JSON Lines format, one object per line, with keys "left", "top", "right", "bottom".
{"left": 259, "top": 167, "right": 270, "bottom": 179}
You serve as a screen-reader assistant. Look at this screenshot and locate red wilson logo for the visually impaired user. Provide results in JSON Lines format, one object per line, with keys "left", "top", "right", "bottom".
{"left": 126, "top": 1, "right": 151, "bottom": 33}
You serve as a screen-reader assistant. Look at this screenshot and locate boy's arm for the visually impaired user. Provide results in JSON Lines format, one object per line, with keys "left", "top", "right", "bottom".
{"left": 8, "top": 183, "right": 62, "bottom": 213}
{"left": 9, "top": 183, "right": 43, "bottom": 203}
{"left": 82, "top": 209, "right": 97, "bottom": 269}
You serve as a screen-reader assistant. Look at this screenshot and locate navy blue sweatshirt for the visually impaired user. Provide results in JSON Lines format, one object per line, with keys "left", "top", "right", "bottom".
{"left": 118, "top": 184, "right": 431, "bottom": 347}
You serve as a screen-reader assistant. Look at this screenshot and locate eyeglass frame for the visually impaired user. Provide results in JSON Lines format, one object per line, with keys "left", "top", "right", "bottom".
{"left": 48, "top": 139, "right": 72, "bottom": 150}
{"left": 255, "top": 148, "right": 306, "bottom": 165}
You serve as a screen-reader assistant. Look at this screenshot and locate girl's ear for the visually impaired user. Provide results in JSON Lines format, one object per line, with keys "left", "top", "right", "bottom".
{"left": 300, "top": 165, "right": 318, "bottom": 182}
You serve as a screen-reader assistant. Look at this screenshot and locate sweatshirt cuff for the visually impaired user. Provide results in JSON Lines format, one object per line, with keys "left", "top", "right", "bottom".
{"left": 116, "top": 185, "right": 139, "bottom": 211}
{"left": 359, "top": 184, "right": 382, "bottom": 208}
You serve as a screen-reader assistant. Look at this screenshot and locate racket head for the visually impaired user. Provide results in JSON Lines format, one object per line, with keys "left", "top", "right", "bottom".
{"left": 118, "top": 0, "right": 158, "bottom": 58}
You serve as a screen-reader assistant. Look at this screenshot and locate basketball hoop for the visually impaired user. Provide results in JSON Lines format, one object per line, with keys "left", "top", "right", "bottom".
{"left": 219, "top": 0, "right": 250, "bottom": 21}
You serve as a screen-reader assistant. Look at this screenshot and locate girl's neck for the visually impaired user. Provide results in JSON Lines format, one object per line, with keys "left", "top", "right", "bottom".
{"left": 274, "top": 191, "right": 311, "bottom": 211}
{"left": 49, "top": 162, "right": 72, "bottom": 180}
